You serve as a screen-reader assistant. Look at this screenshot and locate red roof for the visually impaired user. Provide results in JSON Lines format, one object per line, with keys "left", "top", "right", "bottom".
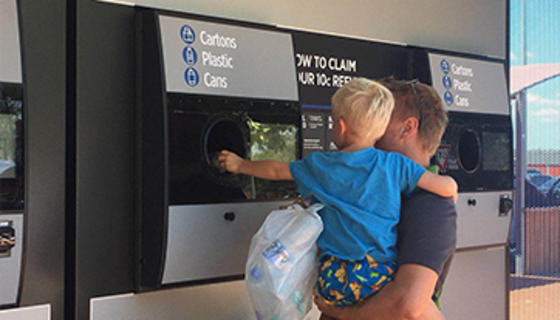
{"left": 510, "top": 63, "right": 560, "bottom": 95}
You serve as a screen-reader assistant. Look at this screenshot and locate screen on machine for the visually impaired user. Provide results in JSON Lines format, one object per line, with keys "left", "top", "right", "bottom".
{"left": 0, "top": 114, "right": 17, "bottom": 179}
{"left": 248, "top": 119, "right": 298, "bottom": 163}
{"left": 482, "top": 131, "right": 511, "bottom": 172}
{"left": 243, "top": 118, "right": 298, "bottom": 200}
{"left": 0, "top": 84, "right": 23, "bottom": 209}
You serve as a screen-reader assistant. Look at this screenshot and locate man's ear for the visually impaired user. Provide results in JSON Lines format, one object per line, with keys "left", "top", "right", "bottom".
{"left": 401, "top": 117, "right": 419, "bottom": 138}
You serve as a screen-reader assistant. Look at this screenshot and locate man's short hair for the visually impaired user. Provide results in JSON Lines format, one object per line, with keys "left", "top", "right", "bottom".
{"left": 379, "top": 76, "right": 448, "bottom": 156}
{"left": 331, "top": 78, "right": 394, "bottom": 141}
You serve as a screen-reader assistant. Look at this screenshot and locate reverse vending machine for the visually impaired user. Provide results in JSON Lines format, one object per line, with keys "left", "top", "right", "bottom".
{"left": 0, "top": 0, "right": 25, "bottom": 308}
{"left": 414, "top": 50, "right": 513, "bottom": 320}
{"left": 136, "top": 10, "right": 301, "bottom": 290}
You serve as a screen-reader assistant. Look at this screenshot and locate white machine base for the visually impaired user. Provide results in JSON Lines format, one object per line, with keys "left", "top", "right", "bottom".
{"left": 91, "top": 281, "right": 321, "bottom": 320}
{"left": 440, "top": 246, "right": 507, "bottom": 320}
{"left": 0, "top": 304, "right": 50, "bottom": 320}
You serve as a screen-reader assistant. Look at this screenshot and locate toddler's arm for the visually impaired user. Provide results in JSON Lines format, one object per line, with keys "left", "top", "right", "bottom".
{"left": 416, "top": 171, "right": 458, "bottom": 200}
{"left": 218, "top": 150, "right": 293, "bottom": 180}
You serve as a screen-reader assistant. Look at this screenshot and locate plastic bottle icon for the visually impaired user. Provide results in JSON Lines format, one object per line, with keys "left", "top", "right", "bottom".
{"left": 443, "top": 76, "right": 452, "bottom": 89}
{"left": 183, "top": 46, "right": 197, "bottom": 65}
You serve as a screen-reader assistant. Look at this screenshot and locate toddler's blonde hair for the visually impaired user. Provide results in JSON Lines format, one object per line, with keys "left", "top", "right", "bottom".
{"left": 331, "top": 78, "right": 394, "bottom": 141}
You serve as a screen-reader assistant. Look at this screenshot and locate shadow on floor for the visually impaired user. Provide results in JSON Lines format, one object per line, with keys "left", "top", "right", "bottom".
{"left": 510, "top": 274, "right": 560, "bottom": 290}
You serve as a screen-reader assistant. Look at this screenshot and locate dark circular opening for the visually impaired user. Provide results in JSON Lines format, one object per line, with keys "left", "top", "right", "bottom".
{"left": 204, "top": 117, "right": 248, "bottom": 175}
{"left": 457, "top": 130, "right": 480, "bottom": 174}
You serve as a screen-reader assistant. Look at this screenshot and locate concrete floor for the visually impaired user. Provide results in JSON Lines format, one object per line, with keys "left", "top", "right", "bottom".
{"left": 510, "top": 274, "right": 560, "bottom": 319}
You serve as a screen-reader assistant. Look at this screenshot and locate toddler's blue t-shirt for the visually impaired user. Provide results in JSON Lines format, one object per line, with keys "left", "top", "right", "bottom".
{"left": 289, "top": 147, "right": 425, "bottom": 263}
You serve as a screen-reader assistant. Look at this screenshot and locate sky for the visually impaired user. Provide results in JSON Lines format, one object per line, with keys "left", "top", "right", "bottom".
{"left": 510, "top": 0, "right": 560, "bottom": 150}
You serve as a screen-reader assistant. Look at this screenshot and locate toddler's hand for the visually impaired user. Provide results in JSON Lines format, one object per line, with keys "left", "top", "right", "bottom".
{"left": 218, "top": 150, "right": 244, "bottom": 174}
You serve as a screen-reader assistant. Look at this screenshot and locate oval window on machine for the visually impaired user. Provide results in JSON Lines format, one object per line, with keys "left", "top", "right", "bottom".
{"left": 203, "top": 115, "right": 249, "bottom": 176}
{"left": 457, "top": 129, "right": 481, "bottom": 174}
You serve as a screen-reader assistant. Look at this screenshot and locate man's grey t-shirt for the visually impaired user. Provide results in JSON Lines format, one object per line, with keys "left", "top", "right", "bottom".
{"left": 397, "top": 190, "right": 457, "bottom": 302}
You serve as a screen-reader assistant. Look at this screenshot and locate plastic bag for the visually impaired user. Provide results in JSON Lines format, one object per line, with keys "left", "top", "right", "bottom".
{"left": 245, "top": 203, "right": 324, "bottom": 320}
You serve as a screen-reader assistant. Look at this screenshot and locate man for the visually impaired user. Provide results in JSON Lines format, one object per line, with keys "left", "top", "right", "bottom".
{"left": 314, "top": 77, "right": 457, "bottom": 320}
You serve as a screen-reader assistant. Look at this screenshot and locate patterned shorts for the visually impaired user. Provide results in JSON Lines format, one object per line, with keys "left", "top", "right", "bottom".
{"left": 316, "top": 254, "right": 397, "bottom": 307}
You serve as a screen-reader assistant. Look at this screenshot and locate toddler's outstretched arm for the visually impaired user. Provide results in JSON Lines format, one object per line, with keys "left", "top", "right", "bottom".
{"left": 218, "top": 150, "right": 293, "bottom": 180}
{"left": 417, "top": 171, "right": 458, "bottom": 202}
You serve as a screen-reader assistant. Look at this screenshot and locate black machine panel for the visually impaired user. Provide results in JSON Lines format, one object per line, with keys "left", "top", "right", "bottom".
{"left": 411, "top": 48, "right": 513, "bottom": 192}
{"left": 435, "top": 112, "right": 513, "bottom": 192}
{"left": 167, "top": 93, "right": 300, "bottom": 204}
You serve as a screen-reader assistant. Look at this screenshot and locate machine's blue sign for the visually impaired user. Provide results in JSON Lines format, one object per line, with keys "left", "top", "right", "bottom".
{"left": 440, "top": 59, "right": 450, "bottom": 74}
{"left": 182, "top": 46, "right": 197, "bottom": 66}
{"left": 184, "top": 68, "right": 199, "bottom": 87}
{"left": 444, "top": 91, "right": 454, "bottom": 106}
{"left": 180, "top": 25, "right": 195, "bottom": 44}
{"left": 442, "top": 76, "right": 451, "bottom": 89}
{"left": 428, "top": 53, "right": 509, "bottom": 115}
{"left": 159, "top": 15, "right": 298, "bottom": 101}
{"left": 180, "top": 28, "right": 199, "bottom": 87}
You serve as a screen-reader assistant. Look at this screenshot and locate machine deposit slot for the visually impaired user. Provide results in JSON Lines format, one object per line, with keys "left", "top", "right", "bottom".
{"left": 204, "top": 115, "right": 248, "bottom": 174}
{"left": 458, "top": 130, "right": 480, "bottom": 174}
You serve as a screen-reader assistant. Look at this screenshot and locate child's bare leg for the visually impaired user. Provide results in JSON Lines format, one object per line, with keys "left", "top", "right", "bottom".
{"left": 415, "top": 301, "right": 445, "bottom": 320}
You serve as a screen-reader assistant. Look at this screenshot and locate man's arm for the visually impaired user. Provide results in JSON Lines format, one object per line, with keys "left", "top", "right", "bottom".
{"left": 315, "top": 264, "right": 443, "bottom": 320}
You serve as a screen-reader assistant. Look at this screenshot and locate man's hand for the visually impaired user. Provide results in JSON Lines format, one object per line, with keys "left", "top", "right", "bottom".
{"left": 313, "top": 264, "right": 446, "bottom": 320}
{"left": 313, "top": 289, "right": 347, "bottom": 319}
{"left": 218, "top": 150, "right": 244, "bottom": 173}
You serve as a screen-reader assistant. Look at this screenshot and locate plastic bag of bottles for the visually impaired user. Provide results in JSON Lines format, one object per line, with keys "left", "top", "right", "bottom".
{"left": 245, "top": 203, "right": 323, "bottom": 320}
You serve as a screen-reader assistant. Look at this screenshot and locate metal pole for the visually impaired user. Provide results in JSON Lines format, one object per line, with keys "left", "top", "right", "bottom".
{"left": 514, "top": 92, "right": 527, "bottom": 275}
{"left": 514, "top": 0, "right": 528, "bottom": 275}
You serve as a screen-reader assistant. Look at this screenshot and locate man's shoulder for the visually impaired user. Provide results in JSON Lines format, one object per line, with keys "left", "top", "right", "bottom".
{"left": 406, "top": 189, "right": 455, "bottom": 203}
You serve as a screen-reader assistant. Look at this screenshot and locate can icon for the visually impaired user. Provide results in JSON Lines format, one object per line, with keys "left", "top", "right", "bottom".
{"left": 444, "top": 91, "right": 453, "bottom": 106}
{"left": 184, "top": 68, "right": 199, "bottom": 87}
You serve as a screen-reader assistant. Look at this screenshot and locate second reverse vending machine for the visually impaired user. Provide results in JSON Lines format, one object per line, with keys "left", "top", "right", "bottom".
{"left": 136, "top": 10, "right": 301, "bottom": 291}
{"left": 413, "top": 50, "right": 513, "bottom": 320}
{"left": 0, "top": 0, "right": 25, "bottom": 309}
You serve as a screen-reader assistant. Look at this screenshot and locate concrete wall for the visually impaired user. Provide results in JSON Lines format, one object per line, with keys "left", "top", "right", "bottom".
{"left": 97, "top": 0, "right": 507, "bottom": 59}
